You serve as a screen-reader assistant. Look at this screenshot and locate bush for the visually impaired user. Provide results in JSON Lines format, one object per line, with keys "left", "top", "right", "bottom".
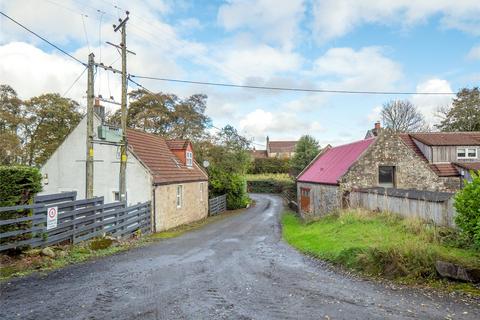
{"left": 0, "top": 166, "right": 42, "bottom": 254}
{"left": 249, "top": 157, "right": 290, "bottom": 174}
{"left": 0, "top": 166, "right": 42, "bottom": 207}
{"left": 246, "top": 174, "right": 295, "bottom": 194}
{"left": 209, "top": 166, "right": 249, "bottom": 210}
{"left": 454, "top": 171, "right": 480, "bottom": 249}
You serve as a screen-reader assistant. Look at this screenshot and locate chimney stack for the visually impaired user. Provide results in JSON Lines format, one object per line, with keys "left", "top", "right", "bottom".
{"left": 374, "top": 121, "right": 381, "bottom": 130}
{"left": 94, "top": 98, "right": 105, "bottom": 122}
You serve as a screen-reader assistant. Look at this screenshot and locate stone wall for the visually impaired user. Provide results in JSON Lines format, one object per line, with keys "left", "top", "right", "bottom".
{"left": 297, "top": 182, "right": 340, "bottom": 219}
{"left": 440, "top": 177, "right": 462, "bottom": 192}
{"left": 341, "top": 130, "right": 446, "bottom": 192}
{"left": 154, "top": 181, "right": 208, "bottom": 231}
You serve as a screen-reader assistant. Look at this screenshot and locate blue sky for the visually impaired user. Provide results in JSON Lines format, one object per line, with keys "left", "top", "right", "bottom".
{"left": 1, "top": 0, "right": 479, "bottom": 148}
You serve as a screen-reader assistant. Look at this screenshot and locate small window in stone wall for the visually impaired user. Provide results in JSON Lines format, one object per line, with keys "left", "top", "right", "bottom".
{"left": 379, "top": 166, "right": 395, "bottom": 188}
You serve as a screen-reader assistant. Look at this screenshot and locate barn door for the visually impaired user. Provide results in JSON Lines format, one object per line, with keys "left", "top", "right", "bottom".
{"left": 300, "top": 187, "right": 311, "bottom": 212}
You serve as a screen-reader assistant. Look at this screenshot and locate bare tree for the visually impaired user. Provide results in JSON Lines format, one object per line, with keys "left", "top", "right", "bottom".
{"left": 381, "top": 100, "right": 428, "bottom": 132}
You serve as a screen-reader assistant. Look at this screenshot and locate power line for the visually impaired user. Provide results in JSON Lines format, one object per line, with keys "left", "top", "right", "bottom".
{"left": 0, "top": 11, "right": 86, "bottom": 66}
{"left": 129, "top": 75, "right": 456, "bottom": 95}
{"left": 63, "top": 66, "right": 88, "bottom": 96}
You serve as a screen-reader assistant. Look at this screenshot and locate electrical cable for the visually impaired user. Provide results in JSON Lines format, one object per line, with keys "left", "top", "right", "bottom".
{"left": 0, "top": 11, "right": 86, "bottom": 66}
{"left": 63, "top": 66, "right": 88, "bottom": 96}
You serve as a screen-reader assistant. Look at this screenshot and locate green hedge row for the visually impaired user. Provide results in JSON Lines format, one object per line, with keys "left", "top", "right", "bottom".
{"left": 247, "top": 179, "right": 295, "bottom": 194}
{"left": 249, "top": 158, "right": 290, "bottom": 174}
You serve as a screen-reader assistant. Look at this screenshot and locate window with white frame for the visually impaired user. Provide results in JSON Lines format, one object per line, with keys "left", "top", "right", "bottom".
{"left": 176, "top": 185, "right": 183, "bottom": 208}
{"left": 186, "top": 151, "right": 193, "bottom": 167}
{"left": 200, "top": 182, "right": 204, "bottom": 202}
{"left": 457, "top": 147, "right": 477, "bottom": 159}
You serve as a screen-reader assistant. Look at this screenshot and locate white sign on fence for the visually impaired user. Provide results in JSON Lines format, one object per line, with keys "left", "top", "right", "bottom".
{"left": 46, "top": 206, "right": 58, "bottom": 230}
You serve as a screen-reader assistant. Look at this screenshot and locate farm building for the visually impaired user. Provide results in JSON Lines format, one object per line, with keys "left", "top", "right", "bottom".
{"left": 296, "top": 129, "right": 446, "bottom": 219}
{"left": 40, "top": 102, "right": 208, "bottom": 232}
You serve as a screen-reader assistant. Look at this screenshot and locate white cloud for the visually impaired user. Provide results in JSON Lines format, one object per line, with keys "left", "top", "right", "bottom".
{"left": 217, "top": 0, "right": 305, "bottom": 49}
{"left": 239, "top": 108, "right": 325, "bottom": 141}
{"left": 367, "top": 106, "right": 382, "bottom": 122}
{"left": 312, "top": 0, "right": 480, "bottom": 42}
{"left": 467, "top": 45, "right": 480, "bottom": 60}
{"left": 412, "top": 78, "right": 455, "bottom": 124}
{"left": 314, "top": 47, "right": 403, "bottom": 91}
{"left": 211, "top": 43, "right": 303, "bottom": 83}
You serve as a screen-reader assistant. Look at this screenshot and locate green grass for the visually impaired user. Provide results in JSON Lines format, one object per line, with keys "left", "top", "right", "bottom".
{"left": 246, "top": 173, "right": 293, "bottom": 182}
{"left": 282, "top": 209, "right": 480, "bottom": 296}
{"left": 0, "top": 209, "right": 246, "bottom": 281}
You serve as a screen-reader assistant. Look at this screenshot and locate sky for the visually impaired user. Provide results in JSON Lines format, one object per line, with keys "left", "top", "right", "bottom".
{"left": 1, "top": 0, "right": 479, "bottom": 148}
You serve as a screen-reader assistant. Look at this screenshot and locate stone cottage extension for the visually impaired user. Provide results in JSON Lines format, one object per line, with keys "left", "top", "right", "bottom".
{"left": 296, "top": 130, "right": 445, "bottom": 219}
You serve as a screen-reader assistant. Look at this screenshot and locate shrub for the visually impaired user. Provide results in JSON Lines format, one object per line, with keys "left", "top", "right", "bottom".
{"left": 249, "top": 157, "right": 290, "bottom": 174}
{"left": 0, "top": 166, "right": 42, "bottom": 207}
{"left": 246, "top": 174, "right": 295, "bottom": 194}
{"left": 0, "top": 166, "right": 42, "bottom": 254}
{"left": 209, "top": 166, "right": 249, "bottom": 210}
{"left": 454, "top": 171, "right": 480, "bottom": 249}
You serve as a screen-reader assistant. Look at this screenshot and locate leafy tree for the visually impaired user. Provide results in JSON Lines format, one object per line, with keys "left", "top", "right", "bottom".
{"left": 23, "top": 93, "right": 82, "bottom": 165}
{"left": 381, "top": 100, "right": 428, "bottom": 132}
{"left": 195, "top": 125, "right": 251, "bottom": 209}
{"left": 0, "top": 85, "right": 24, "bottom": 164}
{"left": 454, "top": 171, "right": 480, "bottom": 249}
{"left": 436, "top": 87, "right": 480, "bottom": 132}
{"left": 290, "top": 135, "right": 320, "bottom": 176}
{"left": 109, "top": 89, "right": 211, "bottom": 140}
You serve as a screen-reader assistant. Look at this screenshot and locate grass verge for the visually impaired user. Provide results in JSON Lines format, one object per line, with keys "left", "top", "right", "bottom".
{"left": 0, "top": 209, "right": 245, "bottom": 281}
{"left": 282, "top": 209, "right": 480, "bottom": 297}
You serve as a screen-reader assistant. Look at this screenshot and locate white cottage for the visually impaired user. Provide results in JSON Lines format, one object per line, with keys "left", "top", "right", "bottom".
{"left": 41, "top": 109, "right": 209, "bottom": 231}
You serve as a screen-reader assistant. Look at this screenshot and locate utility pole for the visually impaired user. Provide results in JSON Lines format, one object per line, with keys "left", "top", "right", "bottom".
{"left": 114, "top": 11, "right": 129, "bottom": 202}
{"left": 86, "top": 53, "right": 95, "bottom": 199}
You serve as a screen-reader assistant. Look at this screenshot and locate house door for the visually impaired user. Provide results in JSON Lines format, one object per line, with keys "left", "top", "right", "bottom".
{"left": 300, "top": 187, "right": 311, "bottom": 212}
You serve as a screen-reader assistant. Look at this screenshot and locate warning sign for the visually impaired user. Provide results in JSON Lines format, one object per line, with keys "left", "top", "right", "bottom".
{"left": 46, "top": 206, "right": 58, "bottom": 230}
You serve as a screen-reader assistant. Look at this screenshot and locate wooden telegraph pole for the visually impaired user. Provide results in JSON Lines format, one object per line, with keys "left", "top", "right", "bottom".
{"left": 86, "top": 53, "right": 95, "bottom": 198}
{"left": 114, "top": 12, "right": 130, "bottom": 202}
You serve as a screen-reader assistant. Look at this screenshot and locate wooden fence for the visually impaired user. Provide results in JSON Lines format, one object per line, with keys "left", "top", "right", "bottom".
{"left": 348, "top": 188, "right": 456, "bottom": 227}
{"left": 0, "top": 192, "right": 151, "bottom": 252}
{"left": 209, "top": 194, "right": 227, "bottom": 216}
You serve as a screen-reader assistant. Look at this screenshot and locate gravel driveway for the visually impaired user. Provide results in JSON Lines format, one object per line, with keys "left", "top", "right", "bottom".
{"left": 0, "top": 194, "right": 478, "bottom": 319}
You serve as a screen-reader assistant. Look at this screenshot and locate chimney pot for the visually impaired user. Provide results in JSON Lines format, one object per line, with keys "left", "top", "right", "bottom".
{"left": 374, "top": 122, "right": 381, "bottom": 130}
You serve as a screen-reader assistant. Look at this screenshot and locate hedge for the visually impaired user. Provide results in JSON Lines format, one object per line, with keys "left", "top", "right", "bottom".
{"left": 0, "top": 166, "right": 43, "bottom": 253}
{"left": 247, "top": 179, "right": 295, "bottom": 194}
{"left": 249, "top": 158, "right": 290, "bottom": 174}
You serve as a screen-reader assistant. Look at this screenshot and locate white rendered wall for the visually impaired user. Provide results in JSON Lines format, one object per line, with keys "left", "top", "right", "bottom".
{"left": 40, "top": 116, "right": 152, "bottom": 205}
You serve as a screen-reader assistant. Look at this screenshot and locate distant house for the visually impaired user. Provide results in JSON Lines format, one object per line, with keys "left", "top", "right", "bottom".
{"left": 398, "top": 132, "right": 480, "bottom": 190}
{"left": 40, "top": 104, "right": 208, "bottom": 232}
{"left": 250, "top": 136, "right": 298, "bottom": 159}
{"left": 296, "top": 129, "right": 445, "bottom": 218}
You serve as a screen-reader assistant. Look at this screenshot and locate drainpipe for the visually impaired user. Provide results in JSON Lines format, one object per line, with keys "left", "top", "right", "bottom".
{"left": 152, "top": 186, "right": 157, "bottom": 233}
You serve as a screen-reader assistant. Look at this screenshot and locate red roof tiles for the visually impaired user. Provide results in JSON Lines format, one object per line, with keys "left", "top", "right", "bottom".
{"left": 166, "top": 140, "right": 189, "bottom": 150}
{"left": 127, "top": 129, "right": 207, "bottom": 185}
{"left": 268, "top": 141, "right": 297, "bottom": 153}
{"left": 410, "top": 132, "right": 480, "bottom": 146}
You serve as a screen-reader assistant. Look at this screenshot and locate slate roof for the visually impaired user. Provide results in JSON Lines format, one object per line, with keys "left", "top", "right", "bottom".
{"left": 297, "top": 138, "right": 375, "bottom": 185}
{"left": 268, "top": 141, "right": 297, "bottom": 153}
{"left": 126, "top": 129, "right": 207, "bottom": 185}
{"left": 410, "top": 132, "right": 480, "bottom": 146}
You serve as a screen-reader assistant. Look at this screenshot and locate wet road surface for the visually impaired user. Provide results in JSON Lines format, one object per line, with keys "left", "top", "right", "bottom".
{"left": 1, "top": 194, "right": 479, "bottom": 319}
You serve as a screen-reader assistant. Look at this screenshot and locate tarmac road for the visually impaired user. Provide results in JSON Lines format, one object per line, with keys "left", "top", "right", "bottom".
{"left": 0, "top": 194, "right": 478, "bottom": 319}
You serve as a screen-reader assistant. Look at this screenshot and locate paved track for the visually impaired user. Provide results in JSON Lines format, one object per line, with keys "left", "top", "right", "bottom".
{"left": 1, "top": 194, "right": 478, "bottom": 319}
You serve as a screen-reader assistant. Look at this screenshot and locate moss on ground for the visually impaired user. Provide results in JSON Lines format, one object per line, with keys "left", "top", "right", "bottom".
{"left": 282, "top": 209, "right": 480, "bottom": 297}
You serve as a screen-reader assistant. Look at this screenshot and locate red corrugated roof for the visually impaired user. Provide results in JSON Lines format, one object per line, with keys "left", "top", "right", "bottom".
{"left": 127, "top": 129, "right": 207, "bottom": 185}
{"left": 297, "top": 138, "right": 375, "bottom": 185}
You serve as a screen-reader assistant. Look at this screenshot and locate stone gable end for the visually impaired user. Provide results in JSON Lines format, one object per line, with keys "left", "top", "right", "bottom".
{"left": 340, "top": 130, "right": 446, "bottom": 192}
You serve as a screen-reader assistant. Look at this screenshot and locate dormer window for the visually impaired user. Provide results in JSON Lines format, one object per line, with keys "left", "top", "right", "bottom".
{"left": 186, "top": 151, "right": 193, "bottom": 167}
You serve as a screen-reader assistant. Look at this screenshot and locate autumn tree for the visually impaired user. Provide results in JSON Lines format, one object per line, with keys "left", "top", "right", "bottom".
{"left": 109, "top": 89, "right": 211, "bottom": 140}
{"left": 23, "top": 94, "right": 82, "bottom": 165}
{"left": 290, "top": 135, "right": 320, "bottom": 176}
{"left": 381, "top": 100, "right": 428, "bottom": 132}
{"left": 0, "top": 85, "right": 23, "bottom": 164}
{"left": 436, "top": 87, "right": 480, "bottom": 132}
